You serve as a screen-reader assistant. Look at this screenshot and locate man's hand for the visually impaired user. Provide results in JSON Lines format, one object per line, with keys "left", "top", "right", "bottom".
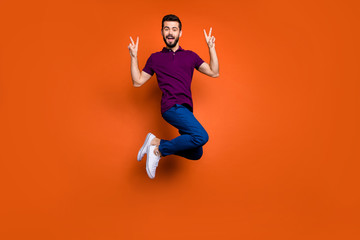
{"left": 128, "top": 36, "right": 139, "bottom": 58}
{"left": 204, "top": 27, "right": 215, "bottom": 49}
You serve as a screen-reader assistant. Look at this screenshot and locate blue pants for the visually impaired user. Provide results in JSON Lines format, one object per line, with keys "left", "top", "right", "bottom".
{"left": 158, "top": 104, "right": 209, "bottom": 160}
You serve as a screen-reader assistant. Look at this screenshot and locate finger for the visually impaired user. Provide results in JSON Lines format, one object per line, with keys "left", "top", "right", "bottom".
{"left": 136, "top": 36, "right": 139, "bottom": 47}
{"left": 203, "top": 29, "right": 207, "bottom": 38}
{"left": 130, "top": 36, "right": 135, "bottom": 45}
{"left": 209, "top": 27, "right": 212, "bottom": 37}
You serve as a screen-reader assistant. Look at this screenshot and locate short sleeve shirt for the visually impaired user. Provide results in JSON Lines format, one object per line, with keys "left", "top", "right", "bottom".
{"left": 142, "top": 45, "right": 204, "bottom": 114}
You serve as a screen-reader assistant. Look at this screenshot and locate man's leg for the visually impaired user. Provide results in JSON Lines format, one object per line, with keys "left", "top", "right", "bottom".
{"left": 155, "top": 130, "right": 203, "bottom": 160}
{"left": 152, "top": 140, "right": 203, "bottom": 160}
{"left": 174, "top": 128, "right": 204, "bottom": 160}
{"left": 175, "top": 147, "right": 203, "bottom": 160}
{"left": 153, "top": 104, "right": 209, "bottom": 160}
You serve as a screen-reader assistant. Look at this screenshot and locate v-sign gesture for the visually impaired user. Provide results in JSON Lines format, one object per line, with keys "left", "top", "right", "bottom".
{"left": 128, "top": 36, "right": 139, "bottom": 58}
{"left": 204, "top": 27, "right": 215, "bottom": 49}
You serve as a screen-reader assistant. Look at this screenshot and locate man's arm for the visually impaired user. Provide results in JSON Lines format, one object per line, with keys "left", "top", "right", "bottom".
{"left": 198, "top": 27, "right": 219, "bottom": 78}
{"left": 128, "top": 36, "right": 152, "bottom": 87}
{"left": 130, "top": 57, "right": 152, "bottom": 87}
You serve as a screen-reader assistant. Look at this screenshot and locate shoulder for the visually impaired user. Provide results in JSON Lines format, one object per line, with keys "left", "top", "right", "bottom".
{"left": 145, "top": 52, "right": 158, "bottom": 63}
{"left": 184, "top": 49, "right": 201, "bottom": 58}
{"left": 185, "top": 50, "right": 203, "bottom": 63}
{"left": 148, "top": 51, "right": 163, "bottom": 59}
{"left": 182, "top": 48, "right": 196, "bottom": 54}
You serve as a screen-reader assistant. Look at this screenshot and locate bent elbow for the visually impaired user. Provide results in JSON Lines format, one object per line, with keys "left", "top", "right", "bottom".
{"left": 133, "top": 79, "right": 143, "bottom": 87}
{"left": 213, "top": 73, "right": 220, "bottom": 78}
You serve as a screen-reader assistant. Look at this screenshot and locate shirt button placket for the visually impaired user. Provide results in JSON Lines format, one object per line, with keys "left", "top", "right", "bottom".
{"left": 169, "top": 49, "right": 174, "bottom": 61}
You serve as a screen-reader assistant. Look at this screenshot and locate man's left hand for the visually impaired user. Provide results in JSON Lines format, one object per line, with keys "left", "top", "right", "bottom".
{"left": 204, "top": 27, "right": 216, "bottom": 49}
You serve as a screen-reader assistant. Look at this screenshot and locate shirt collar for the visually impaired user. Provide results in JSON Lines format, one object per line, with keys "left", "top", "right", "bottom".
{"left": 161, "top": 45, "right": 184, "bottom": 53}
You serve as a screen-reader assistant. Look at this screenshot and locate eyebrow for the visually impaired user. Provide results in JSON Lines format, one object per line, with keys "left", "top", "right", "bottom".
{"left": 164, "top": 26, "right": 178, "bottom": 29}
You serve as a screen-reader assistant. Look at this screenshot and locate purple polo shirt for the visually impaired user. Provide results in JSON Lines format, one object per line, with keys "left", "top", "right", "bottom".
{"left": 142, "top": 45, "right": 205, "bottom": 114}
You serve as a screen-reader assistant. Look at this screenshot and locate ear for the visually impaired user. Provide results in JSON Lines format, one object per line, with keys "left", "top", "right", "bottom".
{"left": 180, "top": 30, "right": 182, "bottom": 37}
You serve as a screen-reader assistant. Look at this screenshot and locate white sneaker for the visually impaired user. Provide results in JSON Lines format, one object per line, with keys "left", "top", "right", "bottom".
{"left": 137, "top": 133, "right": 155, "bottom": 161}
{"left": 146, "top": 145, "right": 161, "bottom": 179}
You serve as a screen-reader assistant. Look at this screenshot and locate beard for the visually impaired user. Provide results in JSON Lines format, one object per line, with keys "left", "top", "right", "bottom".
{"left": 163, "top": 34, "right": 179, "bottom": 48}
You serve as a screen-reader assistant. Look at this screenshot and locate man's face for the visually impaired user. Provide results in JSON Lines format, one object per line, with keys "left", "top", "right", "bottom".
{"left": 162, "top": 21, "right": 182, "bottom": 48}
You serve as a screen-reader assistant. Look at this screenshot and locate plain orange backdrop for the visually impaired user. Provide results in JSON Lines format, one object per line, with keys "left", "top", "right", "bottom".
{"left": 0, "top": 0, "right": 359, "bottom": 239}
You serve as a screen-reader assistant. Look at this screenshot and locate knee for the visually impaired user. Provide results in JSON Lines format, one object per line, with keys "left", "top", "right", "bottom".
{"left": 202, "top": 131, "right": 209, "bottom": 145}
{"left": 193, "top": 129, "right": 209, "bottom": 147}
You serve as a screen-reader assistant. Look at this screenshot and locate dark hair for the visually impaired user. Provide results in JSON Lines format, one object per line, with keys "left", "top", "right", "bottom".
{"left": 162, "top": 14, "right": 182, "bottom": 31}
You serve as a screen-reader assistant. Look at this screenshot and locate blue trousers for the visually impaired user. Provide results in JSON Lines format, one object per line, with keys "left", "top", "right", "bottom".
{"left": 158, "top": 104, "right": 209, "bottom": 160}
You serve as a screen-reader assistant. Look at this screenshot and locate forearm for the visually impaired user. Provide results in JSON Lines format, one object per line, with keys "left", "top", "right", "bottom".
{"left": 209, "top": 47, "right": 219, "bottom": 76}
{"left": 130, "top": 56, "right": 141, "bottom": 85}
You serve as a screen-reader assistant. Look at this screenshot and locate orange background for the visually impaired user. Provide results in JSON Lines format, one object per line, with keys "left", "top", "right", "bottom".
{"left": 1, "top": 0, "right": 359, "bottom": 239}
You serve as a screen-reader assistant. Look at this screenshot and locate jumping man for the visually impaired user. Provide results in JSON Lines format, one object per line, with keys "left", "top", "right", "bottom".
{"left": 128, "top": 14, "right": 219, "bottom": 179}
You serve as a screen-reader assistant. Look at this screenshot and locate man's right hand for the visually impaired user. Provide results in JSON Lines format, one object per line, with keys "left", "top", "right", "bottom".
{"left": 128, "top": 36, "right": 139, "bottom": 58}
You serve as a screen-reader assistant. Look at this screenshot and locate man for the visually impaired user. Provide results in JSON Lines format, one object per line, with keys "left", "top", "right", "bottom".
{"left": 128, "top": 14, "right": 219, "bottom": 179}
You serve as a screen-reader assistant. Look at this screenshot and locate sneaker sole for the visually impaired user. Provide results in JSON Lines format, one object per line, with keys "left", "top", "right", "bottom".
{"left": 137, "top": 133, "right": 153, "bottom": 162}
{"left": 146, "top": 154, "right": 155, "bottom": 179}
{"left": 146, "top": 166, "right": 155, "bottom": 179}
{"left": 146, "top": 145, "right": 157, "bottom": 179}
